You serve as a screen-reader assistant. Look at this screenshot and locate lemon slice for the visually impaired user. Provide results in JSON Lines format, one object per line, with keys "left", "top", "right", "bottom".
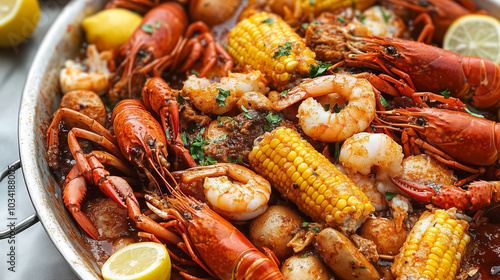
{"left": 101, "top": 242, "right": 171, "bottom": 280}
{"left": 82, "top": 8, "right": 142, "bottom": 52}
{"left": 443, "top": 14, "right": 500, "bottom": 63}
{"left": 0, "top": 0, "right": 40, "bottom": 48}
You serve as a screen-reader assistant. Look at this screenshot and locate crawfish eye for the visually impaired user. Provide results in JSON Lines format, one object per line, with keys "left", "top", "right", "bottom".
{"left": 416, "top": 117, "right": 426, "bottom": 127}
{"left": 418, "top": 0, "right": 430, "bottom": 7}
{"left": 386, "top": 45, "right": 397, "bottom": 56}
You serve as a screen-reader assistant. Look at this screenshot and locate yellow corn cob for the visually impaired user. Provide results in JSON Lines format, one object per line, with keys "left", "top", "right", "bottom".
{"left": 249, "top": 127, "right": 374, "bottom": 232}
{"left": 392, "top": 208, "right": 471, "bottom": 280}
{"left": 227, "top": 12, "right": 317, "bottom": 91}
{"left": 300, "top": 0, "right": 377, "bottom": 16}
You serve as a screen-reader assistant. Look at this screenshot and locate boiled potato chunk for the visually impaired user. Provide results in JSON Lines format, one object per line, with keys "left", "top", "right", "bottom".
{"left": 82, "top": 8, "right": 142, "bottom": 51}
{"left": 249, "top": 205, "right": 304, "bottom": 261}
{"left": 314, "top": 228, "right": 380, "bottom": 280}
{"left": 281, "top": 254, "right": 332, "bottom": 280}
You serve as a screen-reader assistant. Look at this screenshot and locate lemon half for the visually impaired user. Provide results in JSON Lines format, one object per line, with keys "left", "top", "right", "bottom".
{"left": 0, "top": 0, "right": 40, "bottom": 48}
{"left": 82, "top": 8, "right": 142, "bottom": 52}
{"left": 443, "top": 14, "right": 500, "bottom": 63}
{"left": 101, "top": 242, "right": 171, "bottom": 280}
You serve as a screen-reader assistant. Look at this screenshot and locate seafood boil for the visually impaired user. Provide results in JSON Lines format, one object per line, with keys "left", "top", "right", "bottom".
{"left": 45, "top": 0, "right": 500, "bottom": 279}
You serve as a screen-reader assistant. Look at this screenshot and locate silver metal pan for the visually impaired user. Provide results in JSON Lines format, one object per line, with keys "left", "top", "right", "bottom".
{"left": 1, "top": 0, "right": 499, "bottom": 279}
{"left": 1, "top": 0, "right": 106, "bottom": 279}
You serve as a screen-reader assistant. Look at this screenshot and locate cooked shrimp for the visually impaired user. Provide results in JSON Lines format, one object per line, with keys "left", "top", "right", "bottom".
{"left": 273, "top": 74, "right": 376, "bottom": 142}
{"left": 348, "top": 5, "right": 406, "bottom": 38}
{"left": 173, "top": 163, "right": 272, "bottom": 221}
{"left": 182, "top": 70, "right": 269, "bottom": 115}
{"left": 340, "top": 132, "right": 403, "bottom": 181}
{"left": 339, "top": 132, "right": 404, "bottom": 211}
{"left": 59, "top": 44, "right": 112, "bottom": 95}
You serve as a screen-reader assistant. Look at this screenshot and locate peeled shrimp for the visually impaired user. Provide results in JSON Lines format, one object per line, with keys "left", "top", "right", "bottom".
{"left": 182, "top": 70, "right": 269, "bottom": 115}
{"left": 339, "top": 132, "right": 404, "bottom": 211}
{"left": 348, "top": 5, "right": 406, "bottom": 38}
{"left": 273, "top": 74, "right": 376, "bottom": 142}
{"left": 340, "top": 132, "right": 403, "bottom": 181}
{"left": 59, "top": 44, "right": 112, "bottom": 95}
{"left": 173, "top": 163, "right": 271, "bottom": 221}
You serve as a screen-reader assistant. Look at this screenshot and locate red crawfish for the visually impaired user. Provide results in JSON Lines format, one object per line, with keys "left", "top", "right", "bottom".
{"left": 384, "top": 0, "right": 478, "bottom": 44}
{"left": 377, "top": 107, "right": 500, "bottom": 173}
{"left": 342, "top": 36, "right": 500, "bottom": 110}
{"left": 110, "top": 2, "right": 232, "bottom": 99}
{"left": 144, "top": 193, "right": 283, "bottom": 280}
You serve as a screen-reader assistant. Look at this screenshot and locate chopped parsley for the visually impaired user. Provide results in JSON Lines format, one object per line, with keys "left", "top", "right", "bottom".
{"left": 309, "top": 0, "right": 314, "bottom": 5}
{"left": 439, "top": 89, "right": 451, "bottom": 99}
{"left": 288, "top": 267, "right": 293, "bottom": 271}
{"left": 332, "top": 101, "right": 348, "bottom": 113}
{"left": 155, "top": 21, "right": 160, "bottom": 29}
{"left": 216, "top": 88, "right": 231, "bottom": 106}
{"left": 309, "top": 61, "right": 332, "bottom": 78}
{"left": 359, "top": 14, "right": 366, "bottom": 24}
{"left": 379, "top": 7, "right": 391, "bottom": 23}
{"left": 338, "top": 16, "right": 345, "bottom": 23}
{"left": 228, "top": 156, "right": 244, "bottom": 164}
{"left": 301, "top": 23, "right": 309, "bottom": 29}
{"left": 141, "top": 24, "right": 153, "bottom": 34}
{"left": 302, "top": 222, "right": 310, "bottom": 227}
{"left": 273, "top": 42, "right": 293, "bottom": 58}
{"left": 265, "top": 112, "right": 282, "bottom": 126}
{"left": 241, "top": 105, "right": 252, "bottom": 119}
{"left": 262, "top": 18, "right": 274, "bottom": 24}
{"left": 311, "top": 226, "right": 320, "bottom": 232}
{"left": 180, "top": 132, "right": 189, "bottom": 146}
{"left": 299, "top": 252, "right": 313, "bottom": 258}
{"left": 264, "top": 124, "right": 271, "bottom": 131}
{"left": 324, "top": 104, "right": 330, "bottom": 111}
{"left": 384, "top": 192, "right": 397, "bottom": 201}
{"left": 177, "top": 94, "right": 185, "bottom": 104}
{"left": 280, "top": 89, "right": 289, "bottom": 98}
{"left": 464, "top": 107, "right": 484, "bottom": 118}
{"left": 379, "top": 96, "right": 389, "bottom": 107}
{"left": 165, "top": 128, "right": 171, "bottom": 139}
{"left": 191, "top": 69, "right": 200, "bottom": 77}
{"left": 333, "top": 142, "right": 341, "bottom": 164}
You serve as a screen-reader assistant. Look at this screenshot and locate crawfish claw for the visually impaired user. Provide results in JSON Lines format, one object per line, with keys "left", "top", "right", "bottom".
{"left": 390, "top": 177, "right": 436, "bottom": 203}
{"left": 101, "top": 176, "right": 138, "bottom": 208}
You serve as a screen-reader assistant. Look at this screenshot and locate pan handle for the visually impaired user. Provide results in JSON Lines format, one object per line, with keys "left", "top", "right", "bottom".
{"left": 0, "top": 160, "right": 39, "bottom": 239}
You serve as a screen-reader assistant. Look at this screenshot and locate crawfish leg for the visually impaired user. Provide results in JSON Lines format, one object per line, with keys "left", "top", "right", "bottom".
{"left": 67, "top": 128, "right": 124, "bottom": 182}
{"left": 127, "top": 197, "right": 182, "bottom": 244}
{"left": 159, "top": 102, "right": 197, "bottom": 168}
{"left": 63, "top": 165, "right": 100, "bottom": 239}
{"left": 87, "top": 151, "right": 135, "bottom": 175}
{"left": 413, "top": 13, "right": 434, "bottom": 44}
{"left": 46, "top": 108, "right": 116, "bottom": 168}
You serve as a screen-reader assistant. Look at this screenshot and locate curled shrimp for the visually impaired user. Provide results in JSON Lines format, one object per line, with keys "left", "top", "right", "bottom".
{"left": 273, "top": 74, "right": 376, "bottom": 142}
{"left": 182, "top": 70, "right": 269, "bottom": 115}
{"left": 59, "top": 44, "right": 112, "bottom": 95}
{"left": 339, "top": 132, "right": 404, "bottom": 211}
{"left": 173, "top": 163, "right": 272, "bottom": 221}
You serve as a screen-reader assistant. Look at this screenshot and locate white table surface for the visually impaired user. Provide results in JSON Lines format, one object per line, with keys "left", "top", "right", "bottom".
{"left": 0, "top": 0, "right": 78, "bottom": 279}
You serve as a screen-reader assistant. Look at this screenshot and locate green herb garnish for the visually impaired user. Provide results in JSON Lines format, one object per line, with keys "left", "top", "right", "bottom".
{"left": 273, "top": 42, "right": 293, "bottom": 58}
{"left": 309, "top": 61, "right": 332, "bottom": 78}
{"left": 141, "top": 24, "right": 153, "bottom": 34}
{"left": 216, "top": 88, "right": 231, "bottom": 107}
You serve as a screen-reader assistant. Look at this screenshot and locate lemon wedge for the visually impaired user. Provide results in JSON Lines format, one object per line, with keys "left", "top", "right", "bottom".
{"left": 0, "top": 0, "right": 40, "bottom": 48}
{"left": 82, "top": 8, "right": 142, "bottom": 52}
{"left": 101, "top": 242, "right": 171, "bottom": 280}
{"left": 443, "top": 14, "right": 500, "bottom": 63}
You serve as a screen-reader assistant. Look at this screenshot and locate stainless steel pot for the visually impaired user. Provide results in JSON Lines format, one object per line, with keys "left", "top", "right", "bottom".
{"left": 0, "top": 0, "right": 106, "bottom": 279}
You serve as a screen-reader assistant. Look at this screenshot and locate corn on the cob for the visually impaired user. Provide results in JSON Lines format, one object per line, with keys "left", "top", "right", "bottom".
{"left": 392, "top": 208, "right": 471, "bottom": 280}
{"left": 227, "top": 12, "right": 317, "bottom": 91}
{"left": 300, "top": 0, "right": 377, "bottom": 16}
{"left": 249, "top": 127, "right": 374, "bottom": 232}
